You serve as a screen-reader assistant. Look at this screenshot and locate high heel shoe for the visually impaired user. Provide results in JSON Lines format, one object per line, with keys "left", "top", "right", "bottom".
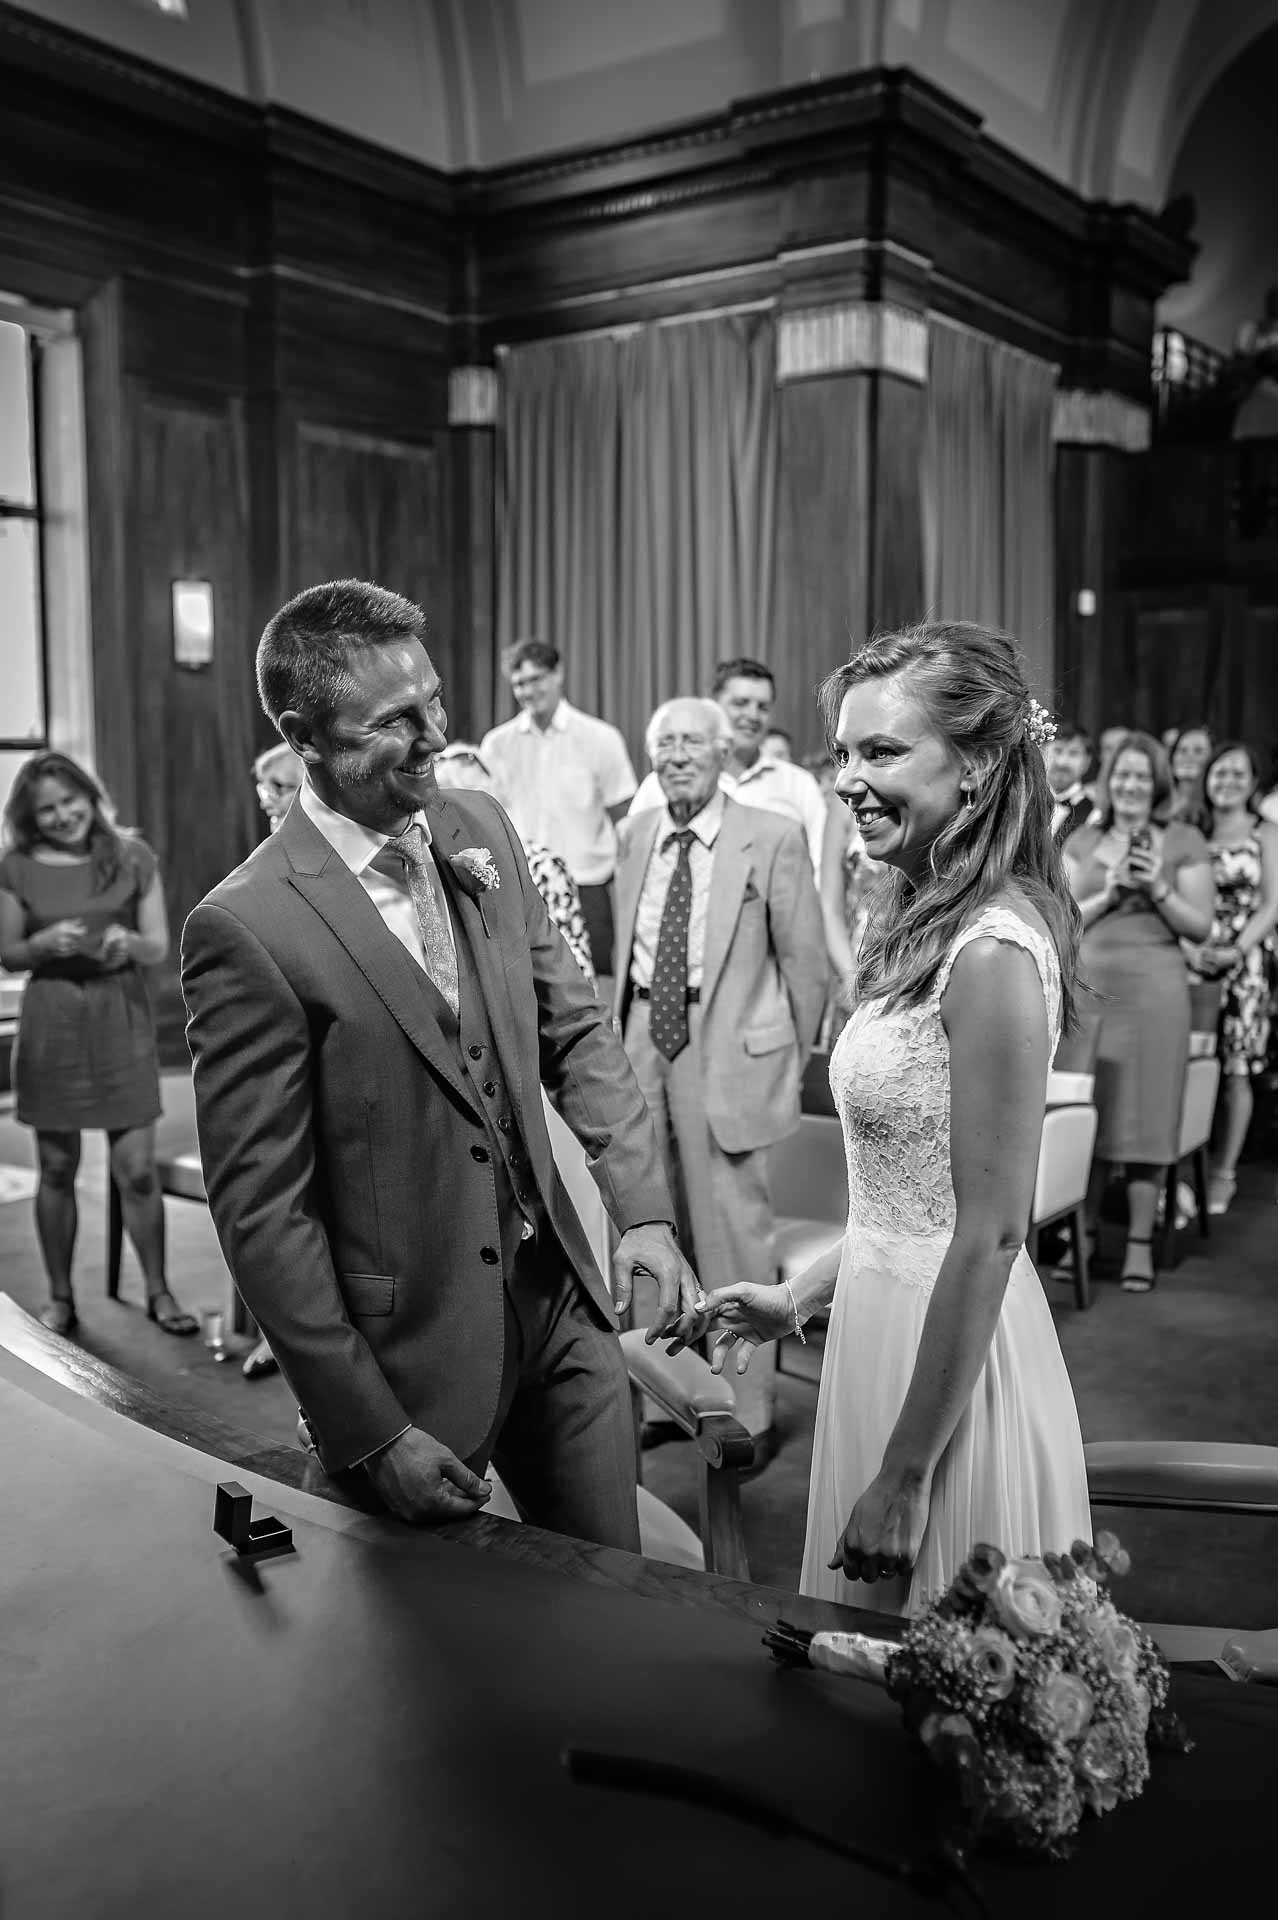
{"left": 146, "top": 1289, "right": 199, "bottom": 1337}
{"left": 1207, "top": 1170, "right": 1237, "bottom": 1216}
{"left": 1120, "top": 1235, "right": 1156, "bottom": 1293}
{"left": 39, "top": 1297, "right": 78, "bottom": 1336}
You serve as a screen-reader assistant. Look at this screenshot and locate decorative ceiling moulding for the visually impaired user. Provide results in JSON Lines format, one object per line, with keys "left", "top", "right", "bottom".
{"left": 1052, "top": 389, "right": 1152, "bottom": 453}
{"left": 448, "top": 366, "right": 498, "bottom": 428}
{"left": 776, "top": 304, "right": 928, "bottom": 387}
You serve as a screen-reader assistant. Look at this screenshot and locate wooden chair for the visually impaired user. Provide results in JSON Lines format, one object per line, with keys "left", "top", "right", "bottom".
{"left": 1028, "top": 1100, "right": 1098, "bottom": 1309}
{"left": 1158, "top": 1052, "right": 1221, "bottom": 1271}
{"left": 619, "top": 1331, "right": 754, "bottom": 1580}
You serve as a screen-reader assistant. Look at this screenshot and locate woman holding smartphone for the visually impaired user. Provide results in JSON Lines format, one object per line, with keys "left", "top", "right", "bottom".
{"left": 1061, "top": 732, "right": 1214, "bottom": 1289}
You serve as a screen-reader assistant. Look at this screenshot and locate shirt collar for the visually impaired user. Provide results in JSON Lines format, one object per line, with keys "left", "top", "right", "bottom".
{"left": 516, "top": 697, "right": 571, "bottom": 735}
{"left": 1054, "top": 782, "right": 1086, "bottom": 810}
{"left": 299, "top": 776, "right": 433, "bottom": 875}
{"left": 723, "top": 754, "right": 775, "bottom": 790}
{"left": 658, "top": 787, "right": 725, "bottom": 852}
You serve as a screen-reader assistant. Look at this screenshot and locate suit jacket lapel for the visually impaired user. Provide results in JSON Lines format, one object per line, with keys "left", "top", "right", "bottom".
{"left": 278, "top": 806, "right": 479, "bottom": 1116}
{"left": 424, "top": 793, "right": 527, "bottom": 1112}
{"left": 614, "top": 811, "right": 662, "bottom": 996}
{"left": 700, "top": 802, "right": 753, "bottom": 1009}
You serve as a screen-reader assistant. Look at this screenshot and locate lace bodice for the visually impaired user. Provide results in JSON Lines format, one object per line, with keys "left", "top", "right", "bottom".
{"left": 829, "top": 907, "right": 1061, "bottom": 1261}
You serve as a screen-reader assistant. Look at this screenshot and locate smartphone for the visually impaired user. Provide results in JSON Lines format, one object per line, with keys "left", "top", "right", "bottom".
{"left": 1130, "top": 826, "right": 1152, "bottom": 854}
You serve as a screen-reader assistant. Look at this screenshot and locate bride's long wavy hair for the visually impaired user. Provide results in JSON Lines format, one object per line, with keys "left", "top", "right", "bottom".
{"left": 819, "top": 622, "right": 1081, "bottom": 1031}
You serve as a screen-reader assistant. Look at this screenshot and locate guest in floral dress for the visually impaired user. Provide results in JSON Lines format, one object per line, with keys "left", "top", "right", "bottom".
{"left": 1184, "top": 741, "right": 1278, "bottom": 1214}
{"left": 433, "top": 743, "right": 596, "bottom": 986}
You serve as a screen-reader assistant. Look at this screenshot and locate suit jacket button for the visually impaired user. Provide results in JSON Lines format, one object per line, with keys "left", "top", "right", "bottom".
{"left": 480, "top": 1245, "right": 500, "bottom": 1265}
{"left": 468, "top": 1044, "right": 484, "bottom": 1060}
{"left": 470, "top": 1145, "right": 489, "bottom": 1163}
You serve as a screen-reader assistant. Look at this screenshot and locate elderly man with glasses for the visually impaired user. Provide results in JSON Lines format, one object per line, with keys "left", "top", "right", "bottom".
{"left": 613, "top": 697, "right": 827, "bottom": 1472}
{"left": 480, "top": 640, "right": 637, "bottom": 983}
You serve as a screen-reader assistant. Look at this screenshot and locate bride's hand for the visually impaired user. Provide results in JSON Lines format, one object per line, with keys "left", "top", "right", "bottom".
{"left": 699, "top": 1281, "right": 797, "bottom": 1376}
{"left": 828, "top": 1468, "right": 930, "bottom": 1585}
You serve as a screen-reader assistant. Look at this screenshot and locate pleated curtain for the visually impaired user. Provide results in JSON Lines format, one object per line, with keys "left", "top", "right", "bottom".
{"left": 496, "top": 313, "right": 777, "bottom": 766}
{"left": 922, "top": 317, "right": 1058, "bottom": 698}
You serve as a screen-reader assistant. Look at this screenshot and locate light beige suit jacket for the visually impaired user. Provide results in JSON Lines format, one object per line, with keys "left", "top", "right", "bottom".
{"left": 613, "top": 795, "right": 827, "bottom": 1154}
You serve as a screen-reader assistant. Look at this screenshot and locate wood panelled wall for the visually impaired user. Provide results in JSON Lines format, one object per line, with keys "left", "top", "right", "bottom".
{"left": 0, "top": 7, "right": 1200, "bottom": 1043}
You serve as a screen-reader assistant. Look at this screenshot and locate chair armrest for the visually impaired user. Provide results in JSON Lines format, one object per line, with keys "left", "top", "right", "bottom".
{"left": 618, "top": 1330, "right": 753, "bottom": 1467}
{"left": 1085, "top": 1440, "right": 1278, "bottom": 1515}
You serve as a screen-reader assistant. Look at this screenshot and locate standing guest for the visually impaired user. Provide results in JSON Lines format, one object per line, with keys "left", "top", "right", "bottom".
{"left": 239, "top": 741, "right": 306, "bottom": 1381}
{"left": 1084, "top": 724, "right": 1129, "bottom": 821}
{"left": 1183, "top": 741, "right": 1278, "bottom": 1214}
{"left": 697, "top": 623, "right": 1092, "bottom": 1615}
{"left": 480, "top": 640, "right": 636, "bottom": 981}
{"left": 1062, "top": 732, "right": 1214, "bottom": 1290}
{"left": 433, "top": 742, "right": 596, "bottom": 987}
{"left": 614, "top": 697, "right": 827, "bottom": 1468}
{"left": 629, "top": 659, "right": 828, "bottom": 879}
{"left": 0, "top": 752, "right": 197, "bottom": 1338}
{"left": 818, "top": 796, "right": 878, "bottom": 1029}
{"left": 1168, "top": 725, "right": 1214, "bottom": 826}
{"left": 183, "top": 581, "right": 699, "bottom": 1544}
{"left": 761, "top": 727, "right": 793, "bottom": 763}
{"left": 1044, "top": 718, "right": 1094, "bottom": 845}
{"left": 252, "top": 741, "right": 303, "bottom": 834}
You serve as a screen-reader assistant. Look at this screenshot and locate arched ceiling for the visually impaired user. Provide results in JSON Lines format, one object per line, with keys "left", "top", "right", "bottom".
{"left": 9, "top": 0, "right": 1277, "bottom": 207}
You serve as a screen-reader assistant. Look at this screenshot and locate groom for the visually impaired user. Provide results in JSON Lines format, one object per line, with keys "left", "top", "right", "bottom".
{"left": 181, "top": 580, "right": 700, "bottom": 1551}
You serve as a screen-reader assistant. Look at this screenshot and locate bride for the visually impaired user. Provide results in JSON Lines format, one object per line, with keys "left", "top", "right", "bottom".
{"left": 697, "top": 622, "right": 1092, "bottom": 1615}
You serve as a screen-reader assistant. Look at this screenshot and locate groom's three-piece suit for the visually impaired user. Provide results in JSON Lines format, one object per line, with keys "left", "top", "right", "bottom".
{"left": 181, "top": 783, "right": 675, "bottom": 1546}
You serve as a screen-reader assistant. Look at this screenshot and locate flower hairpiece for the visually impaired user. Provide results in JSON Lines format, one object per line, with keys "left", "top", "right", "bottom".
{"left": 1025, "top": 698, "right": 1057, "bottom": 747}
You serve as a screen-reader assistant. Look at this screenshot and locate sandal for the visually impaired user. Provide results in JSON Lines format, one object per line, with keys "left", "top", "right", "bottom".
{"left": 1120, "top": 1235, "right": 1156, "bottom": 1293}
{"left": 1207, "top": 1170, "right": 1237, "bottom": 1217}
{"left": 39, "top": 1297, "right": 78, "bottom": 1336}
{"left": 146, "top": 1289, "right": 200, "bottom": 1337}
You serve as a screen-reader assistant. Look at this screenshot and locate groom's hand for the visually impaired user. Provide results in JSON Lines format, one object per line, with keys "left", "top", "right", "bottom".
{"left": 364, "top": 1427, "right": 492, "bottom": 1524}
{"left": 611, "top": 1222, "right": 704, "bottom": 1345}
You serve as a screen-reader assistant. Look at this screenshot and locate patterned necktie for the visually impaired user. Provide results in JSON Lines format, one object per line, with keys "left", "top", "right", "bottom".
{"left": 383, "top": 823, "right": 460, "bottom": 1016}
{"left": 649, "top": 828, "right": 695, "bottom": 1061}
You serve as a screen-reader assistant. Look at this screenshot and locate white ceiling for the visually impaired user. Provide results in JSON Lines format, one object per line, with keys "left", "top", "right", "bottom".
{"left": 9, "top": 0, "right": 1278, "bottom": 206}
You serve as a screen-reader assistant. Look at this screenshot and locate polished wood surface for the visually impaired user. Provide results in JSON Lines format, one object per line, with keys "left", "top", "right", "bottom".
{"left": 0, "top": 1293, "right": 885, "bottom": 1639}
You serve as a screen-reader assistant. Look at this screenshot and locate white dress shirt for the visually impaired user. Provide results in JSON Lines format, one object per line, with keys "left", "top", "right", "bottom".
{"left": 629, "top": 790, "right": 726, "bottom": 993}
{"left": 299, "top": 779, "right": 457, "bottom": 979}
{"left": 480, "top": 698, "right": 637, "bottom": 886}
{"left": 629, "top": 756, "right": 826, "bottom": 877}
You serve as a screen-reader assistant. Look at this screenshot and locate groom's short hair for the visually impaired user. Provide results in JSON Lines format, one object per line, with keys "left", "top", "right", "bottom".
{"left": 257, "top": 579, "right": 428, "bottom": 726}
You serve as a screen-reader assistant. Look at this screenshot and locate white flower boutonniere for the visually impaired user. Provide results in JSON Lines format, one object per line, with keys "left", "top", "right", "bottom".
{"left": 449, "top": 847, "right": 500, "bottom": 934}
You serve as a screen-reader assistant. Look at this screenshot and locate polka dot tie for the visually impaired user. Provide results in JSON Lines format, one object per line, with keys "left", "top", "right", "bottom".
{"left": 384, "top": 824, "right": 460, "bottom": 1016}
{"left": 649, "top": 828, "right": 695, "bottom": 1062}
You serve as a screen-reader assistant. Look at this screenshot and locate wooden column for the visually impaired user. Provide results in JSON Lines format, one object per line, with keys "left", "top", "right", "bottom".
{"left": 448, "top": 365, "right": 497, "bottom": 744}
{"left": 1052, "top": 389, "right": 1152, "bottom": 733}
{"left": 773, "top": 303, "right": 927, "bottom": 752}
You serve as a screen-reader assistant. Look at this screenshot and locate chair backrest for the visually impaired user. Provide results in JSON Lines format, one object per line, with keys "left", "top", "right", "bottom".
{"left": 766, "top": 1112, "right": 848, "bottom": 1226}
{"left": 1046, "top": 1068, "right": 1094, "bottom": 1106}
{"left": 1178, "top": 1055, "right": 1221, "bottom": 1158}
{"left": 1033, "top": 1103, "right": 1098, "bottom": 1223}
{"left": 542, "top": 1093, "right": 613, "bottom": 1281}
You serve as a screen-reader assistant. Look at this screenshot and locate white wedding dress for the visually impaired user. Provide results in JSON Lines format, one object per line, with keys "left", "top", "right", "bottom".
{"left": 800, "top": 904, "right": 1092, "bottom": 1616}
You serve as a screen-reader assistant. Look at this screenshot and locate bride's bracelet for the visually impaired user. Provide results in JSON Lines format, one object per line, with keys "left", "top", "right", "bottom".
{"left": 783, "top": 1279, "right": 806, "bottom": 1346}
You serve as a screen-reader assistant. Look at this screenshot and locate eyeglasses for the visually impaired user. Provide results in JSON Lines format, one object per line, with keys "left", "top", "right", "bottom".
{"left": 652, "top": 734, "right": 717, "bottom": 761}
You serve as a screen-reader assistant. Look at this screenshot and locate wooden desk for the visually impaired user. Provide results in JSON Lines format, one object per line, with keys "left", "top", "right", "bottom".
{"left": 1, "top": 1295, "right": 1273, "bottom": 1919}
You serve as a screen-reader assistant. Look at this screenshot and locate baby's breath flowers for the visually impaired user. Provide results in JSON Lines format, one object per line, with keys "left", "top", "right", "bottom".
{"left": 885, "top": 1536, "right": 1192, "bottom": 1858}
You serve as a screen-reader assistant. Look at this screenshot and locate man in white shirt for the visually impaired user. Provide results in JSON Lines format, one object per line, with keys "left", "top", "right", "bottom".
{"left": 481, "top": 640, "right": 636, "bottom": 978}
{"left": 613, "top": 697, "right": 827, "bottom": 1472}
{"left": 628, "top": 658, "right": 827, "bottom": 878}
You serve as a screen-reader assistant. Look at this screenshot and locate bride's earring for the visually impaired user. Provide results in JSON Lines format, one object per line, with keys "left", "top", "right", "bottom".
{"left": 962, "top": 784, "right": 976, "bottom": 810}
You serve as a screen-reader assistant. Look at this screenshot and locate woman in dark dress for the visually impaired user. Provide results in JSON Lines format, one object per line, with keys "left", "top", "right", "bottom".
{"left": 1061, "top": 732, "right": 1215, "bottom": 1290}
{"left": 0, "top": 752, "right": 197, "bottom": 1337}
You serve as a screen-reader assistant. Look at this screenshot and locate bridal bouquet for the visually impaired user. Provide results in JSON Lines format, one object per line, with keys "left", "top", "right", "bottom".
{"left": 883, "top": 1534, "right": 1192, "bottom": 1858}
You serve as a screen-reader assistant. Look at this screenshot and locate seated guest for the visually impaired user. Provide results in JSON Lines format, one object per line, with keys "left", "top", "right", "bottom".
{"left": 0, "top": 752, "right": 197, "bottom": 1337}
{"left": 1044, "top": 717, "right": 1094, "bottom": 845}
{"left": 761, "top": 726, "right": 793, "bottom": 763}
{"left": 629, "top": 659, "right": 828, "bottom": 879}
{"left": 613, "top": 697, "right": 827, "bottom": 1470}
{"left": 1062, "top": 732, "right": 1214, "bottom": 1290}
{"left": 433, "top": 741, "right": 596, "bottom": 987}
{"left": 1168, "top": 724, "right": 1213, "bottom": 827}
{"left": 1183, "top": 740, "right": 1278, "bottom": 1214}
{"left": 480, "top": 639, "right": 637, "bottom": 981}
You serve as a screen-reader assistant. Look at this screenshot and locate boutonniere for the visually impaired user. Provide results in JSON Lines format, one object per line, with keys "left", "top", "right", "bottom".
{"left": 449, "top": 847, "right": 500, "bottom": 935}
